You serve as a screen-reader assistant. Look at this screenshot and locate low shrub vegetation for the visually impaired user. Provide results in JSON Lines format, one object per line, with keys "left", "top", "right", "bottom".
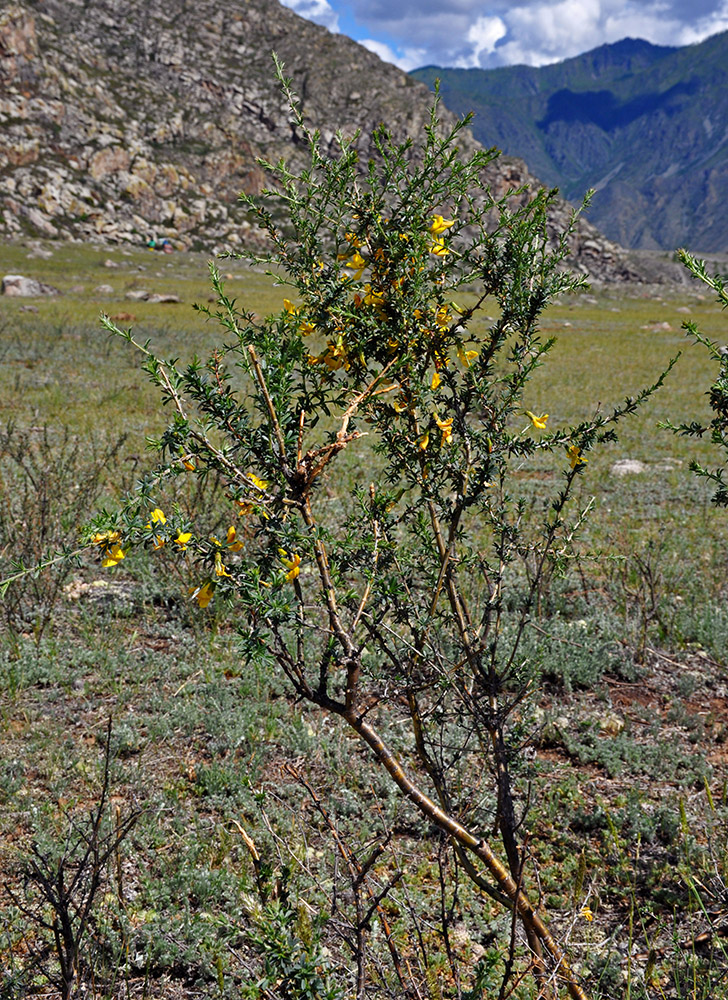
{"left": 1, "top": 68, "right": 727, "bottom": 1000}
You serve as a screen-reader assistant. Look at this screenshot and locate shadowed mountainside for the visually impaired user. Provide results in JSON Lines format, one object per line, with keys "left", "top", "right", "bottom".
{"left": 412, "top": 33, "right": 728, "bottom": 252}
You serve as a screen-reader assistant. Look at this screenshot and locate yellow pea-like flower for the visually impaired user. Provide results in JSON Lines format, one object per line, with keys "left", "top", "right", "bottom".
{"left": 567, "top": 445, "right": 588, "bottom": 469}
{"left": 214, "top": 552, "right": 231, "bottom": 577}
{"left": 278, "top": 548, "right": 301, "bottom": 581}
{"left": 456, "top": 345, "right": 478, "bottom": 368}
{"left": 191, "top": 581, "right": 214, "bottom": 608}
{"left": 429, "top": 215, "right": 455, "bottom": 236}
{"left": 247, "top": 473, "right": 269, "bottom": 491}
{"left": 100, "top": 544, "right": 125, "bottom": 568}
{"left": 145, "top": 508, "right": 166, "bottom": 528}
{"left": 344, "top": 251, "right": 366, "bottom": 280}
{"left": 526, "top": 410, "right": 549, "bottom": 430}
{"left": 93, "top": 530, "right": 125, "bottom": 567}
{"left": 429, "top": 237, "right": 450, "bottom": 257}
{"left": 434, "top": 304, "right": 450, "bottom": 329}
{"left": 434, "top": 413, "right": 453, "bottom": 445}
{"left": 226, "top": 525, "right": 244, "bottom": 552}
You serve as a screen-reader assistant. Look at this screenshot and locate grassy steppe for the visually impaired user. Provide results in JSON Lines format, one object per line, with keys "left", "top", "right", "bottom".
{"left": 1, "top": 242, "right": 727, "bottom": 999}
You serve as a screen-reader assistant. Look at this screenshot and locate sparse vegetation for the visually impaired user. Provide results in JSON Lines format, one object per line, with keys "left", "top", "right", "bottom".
{"left": 1, "top": 103, "right": 728, "bottom": 1000}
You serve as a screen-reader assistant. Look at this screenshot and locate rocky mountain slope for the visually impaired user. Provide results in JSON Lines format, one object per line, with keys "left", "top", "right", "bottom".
{"left": 412, "top": 33, "right": 728, "bottom": 253}
{"left": 0, "top": 0, "right": 650, "bottom": 281}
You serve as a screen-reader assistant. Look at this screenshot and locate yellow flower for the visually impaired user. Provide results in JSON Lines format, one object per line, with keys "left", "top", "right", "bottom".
{"left": 434, "top": 304, "right": 450, "bottom": 329}
{"left": 247, "top": 473, "right": 269, "bottom": 492}
{"left": 191, "top": 581, "right": 214, "bottom": 608}
{"left": 174, "top": 531, "right": 192, "bottom": 550}
{"left": 429, "top": 237, "right": 450, "bottom": 257}
{"left": 363, "top": 284, "right": 384, "bottom": 308}
{"left": 417, "top": 430, "right": 430, "bottom": 452}
{"left": 344, "top": 251, "right": 366, "bottom": 280}
{"left": 580, "top": 907, "right": 594, "bottom": 922}
{"left": 431, "top": 370, "right": 442, "bottom": 391}
{"left": 526, "top": 410, "right": 549, "bottom": 430}
{"left": 152, "top": 537, "right": 165, "bottom": 551}
{"left": 567, "top": 445, "right": 588, "bottom": 469}
{"left": 298, "top": 320, "right": 315, "bottom": 336}
{"left": 146, "top": 508, "right": 166, "bottom": 527}
{"left": 226, "top": 525, "right": 244, "bottom": 552}
{"left": 434, "top": 413, "right": 453, "bottom": 445}
{"left": 92, "top": 530, "right": 125, "bottom": 567}
{"left": 345, "top": 231, "right": 362, "bottom": 248}
{"left": 101, "top": 543, "right": 125, "bottom": 568}
{"left": 456, "top": 345, "right": 478, "bottom": 368}
{"left": 181, "top": 453, "right": 196, "bottom": 471}
{"left": 319, "top": 339, "right": 348, "bottom": 370}
{"left": 278, "top": 548, "right": 301, "bottom": 582}
{"left": 92, "top": 530, "right": 120, "bottom": 546}
{"left": 283, "top": 298, "right": 299, "bottom": 316}
{"left": 429, "top": 215, "right": 455, "bottom": 236}
{"left": 214, "top": 551, "right": 231, "bottom": 577}
{"left": 433, "top": 348, "right": 449, "bottom": 371}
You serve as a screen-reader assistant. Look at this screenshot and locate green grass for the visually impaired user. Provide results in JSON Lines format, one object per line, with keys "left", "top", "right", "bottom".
{"left": 1, "top": 240, "right": 727, "bottom": 999}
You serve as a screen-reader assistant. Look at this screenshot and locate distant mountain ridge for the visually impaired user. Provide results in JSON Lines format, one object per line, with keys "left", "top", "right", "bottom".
{"left": 0, "top": 0, "right": 653, "bottom": 282}
{"left": 412, "top": 32, "right": 728, "bottom": 252}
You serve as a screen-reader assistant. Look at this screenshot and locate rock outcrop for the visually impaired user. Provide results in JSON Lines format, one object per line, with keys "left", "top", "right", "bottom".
{"left": 0, "top": 0, "right": 644, "bottom": 280}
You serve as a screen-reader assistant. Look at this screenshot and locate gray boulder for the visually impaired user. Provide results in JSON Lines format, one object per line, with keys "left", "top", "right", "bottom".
{"left": 1, "top": 274, "right": 60, "bottom": 296}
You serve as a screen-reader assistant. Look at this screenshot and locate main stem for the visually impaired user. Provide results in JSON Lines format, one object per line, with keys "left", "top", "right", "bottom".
{"left": 341, "top": 704, "right": 589, "bottom": 1000}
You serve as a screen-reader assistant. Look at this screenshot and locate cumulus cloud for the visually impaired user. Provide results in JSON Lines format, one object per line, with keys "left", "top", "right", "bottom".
{"left": 301, "top": 0, "right": 728, "bottom": 70}
{"left": 360, "top": 38, "right": 428, "bottom": 70}
{"left": 279, "top": 0, "right": 340, "bottom": 34}
{"left": 466, "top": 15, "right": 508, "bottom": 64}
{"left": 492, "top": 0, "right": 728, "bottom": 66}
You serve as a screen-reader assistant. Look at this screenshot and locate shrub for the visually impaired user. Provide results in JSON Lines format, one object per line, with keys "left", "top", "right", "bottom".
{"left": 665, "top": 250, "right": 728, "bottom": 507}
{"left": 80, "top": 65, "right": 675, "bottom": 998}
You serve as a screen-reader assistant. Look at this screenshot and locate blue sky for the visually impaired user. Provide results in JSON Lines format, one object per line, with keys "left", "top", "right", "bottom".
{"left": 281, "top": 0, "right": 728, "bottom": 70}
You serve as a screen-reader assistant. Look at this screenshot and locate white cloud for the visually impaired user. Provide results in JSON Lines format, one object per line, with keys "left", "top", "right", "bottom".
{"left": 287, "top": 0, "right": 728, "bottom": 70}
{"left": 279, "top": 0, "right": 340, "bottom": 33}
{"left": 491, "top": 0, "right": 728, "bottom": 66}
{"left": 360, "top": 38, "right": 428, "bottom": 70}
{"left": 497, "top": 0, "right": 606, "bottom": 65}
{"left": 463, "top": 15, "right": 508, "bottom": 66}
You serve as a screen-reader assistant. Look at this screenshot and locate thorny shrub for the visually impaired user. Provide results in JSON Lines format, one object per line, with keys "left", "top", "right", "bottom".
{"left": 37, "top": 65, "right": 677, "bottom": 998}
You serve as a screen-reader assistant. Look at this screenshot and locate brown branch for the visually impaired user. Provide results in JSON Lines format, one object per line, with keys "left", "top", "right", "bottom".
{"left": 300, "top": 496, "right": 357, "bottom": 662}
{"left": 341, "top": 707, "right": 589, "bottom": 1000}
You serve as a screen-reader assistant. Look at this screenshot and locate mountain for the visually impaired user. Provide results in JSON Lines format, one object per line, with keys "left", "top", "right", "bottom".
{"left": 0, "top": 0, "right": 651, "bottom": 282}
{"left": 412, "top": 33, "right": 728, "bottom": 252}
